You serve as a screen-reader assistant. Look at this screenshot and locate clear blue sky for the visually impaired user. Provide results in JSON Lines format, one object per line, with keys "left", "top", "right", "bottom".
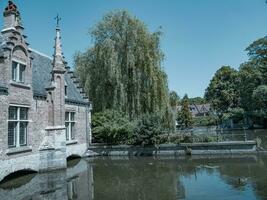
{"left": 1, "top": 0, "right": 267, "bottom": 98}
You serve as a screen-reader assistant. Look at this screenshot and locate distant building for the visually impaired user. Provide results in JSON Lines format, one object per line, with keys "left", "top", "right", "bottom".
{"left": 177, "top": 103, "right": 211, "bottom": 117}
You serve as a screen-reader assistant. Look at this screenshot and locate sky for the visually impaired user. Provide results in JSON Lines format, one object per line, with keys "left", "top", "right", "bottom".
{"left": 0, "top": 0, "right": 267, "bottom": 98}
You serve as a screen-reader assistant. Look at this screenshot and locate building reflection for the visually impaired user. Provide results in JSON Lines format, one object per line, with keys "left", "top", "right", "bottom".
{"left": 1, "top": 156, "right": 267, "bottom": 200}
{"left": 66, "top": 159, "right": 94, "bottom": 200}
{"left": 0, "top": 170, "right": 68, "bottom": 200}
{"left": 67, "top": 177, "right": 78, "bottom": 199}
{"left": 0, "top": 157, "right": 188, "bottom": 200}
{"left": 0, "top": 159, "right": 93, "bottom": 200}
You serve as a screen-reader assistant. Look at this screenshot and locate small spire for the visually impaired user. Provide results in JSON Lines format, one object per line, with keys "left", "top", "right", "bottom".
{"left": 54, "top": 14, "right": 61, "bottom": 29}
{"left": 52, "top": 14, "right": 65, "bottom": 71}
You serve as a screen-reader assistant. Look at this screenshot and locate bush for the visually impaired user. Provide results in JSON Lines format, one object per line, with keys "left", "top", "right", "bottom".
{"left": 92, "top": 111, "right": 166, "bottom": 145}
{"left": 92, "top": 110, "right": 221, "bottom": 145}
{"left": 193, "top": 116, "right": 217, "bottom": 126}
{"left": 155, "top": 132, "right": 221, "bottom": 144}
{"left": 129, "top": 113, "right": 164, "bottom": 146}
{"left": 192, "top": 134, "right": 222, "bottom": 143}
{"left": 92, "top": 110, "right": 134, "bottom": 144}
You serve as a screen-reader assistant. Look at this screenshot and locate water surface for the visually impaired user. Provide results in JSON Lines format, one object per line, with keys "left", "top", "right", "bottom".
{"left": 1, "top": 155, "right": 267, "bottom": 200}
{"left": 0, "top": 129, "right": 266, "bottom": 200}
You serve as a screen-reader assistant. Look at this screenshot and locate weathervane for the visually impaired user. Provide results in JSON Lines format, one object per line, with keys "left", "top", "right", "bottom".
{"left": 54, "top": 14, "right": 61, "bottom": 28}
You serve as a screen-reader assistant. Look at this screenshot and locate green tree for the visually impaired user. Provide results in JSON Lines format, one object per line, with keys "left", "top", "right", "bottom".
{"left": 131, "top": 113, "right": 163, "bottom": 146}
{"left": 188, "top": 97, "right": 206, "bottom": 105}
{"left": 75, "top": 10, "right": 172, "bottom": 126}
{"left": 205, "top": 66, "right": 240, "bottom": 118}
{"left": 245, "top": 36, "right": 267, "bottom": 83}
{"left": 238, "top": 61, "right": 262, "bottom": 113}
{"left": 177, "top": 94, "right": 193, "bottom": 128}
{"left": 169, "top": 91, "right": 180, "bottom": 130}
{"left": 253, "top": 85, "right": 267, "bottom": 114}
{"left": 169, "top": 91, "right": 180, "bottom": 107}
{"left": 240, "top": 36, "right": 267, "bottom": 126}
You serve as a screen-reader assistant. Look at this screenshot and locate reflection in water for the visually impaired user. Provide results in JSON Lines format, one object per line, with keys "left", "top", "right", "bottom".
{"left": 67, "top": 177, "right": 78, "bottom": 200}
{"left": 67, "top": 157, "right": 82, "bottom": 168}
{"left": 0, "top": 173, "right": 36, "bottom": 190}
{"left": 0, "top": 155, "right": 267, "bottom": 200}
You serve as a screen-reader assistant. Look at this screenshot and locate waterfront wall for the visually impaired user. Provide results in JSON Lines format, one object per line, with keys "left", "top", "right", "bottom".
{"left": 0, "top": 142, "right": 88, "bottom": 183}
{"left": 0, "top": 159, "right": 93, "bottom": 200}
{"left": 86, "top": 141, "right": 258, "bottom": 157}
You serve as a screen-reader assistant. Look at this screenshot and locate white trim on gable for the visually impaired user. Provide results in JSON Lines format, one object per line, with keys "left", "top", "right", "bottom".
{"left": 29, "top": 48, "right": 53, "bottom": 60}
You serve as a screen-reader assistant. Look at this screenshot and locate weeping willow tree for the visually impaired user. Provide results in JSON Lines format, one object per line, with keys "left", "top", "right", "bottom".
{"left": 75, "top": 10, "right": 173, "bottom": 128}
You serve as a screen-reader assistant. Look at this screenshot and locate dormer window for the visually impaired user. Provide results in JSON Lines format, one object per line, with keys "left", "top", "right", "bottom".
{"left": 12, "top": 61, "right": 26, "bottom": 83}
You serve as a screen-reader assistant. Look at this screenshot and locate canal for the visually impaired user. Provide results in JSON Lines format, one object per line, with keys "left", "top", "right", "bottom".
{"left": 0, "top": 129, "right": 266, "bottom": 200}
{"left": 0, "top": 155, "right": 267, "bottom": 200}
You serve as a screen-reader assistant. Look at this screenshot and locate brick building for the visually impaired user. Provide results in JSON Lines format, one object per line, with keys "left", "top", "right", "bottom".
{"left": 0, "top": 1, "right": 91, "bottom": 181}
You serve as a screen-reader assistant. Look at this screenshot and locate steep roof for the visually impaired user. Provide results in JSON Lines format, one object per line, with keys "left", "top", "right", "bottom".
{"left": 31, "top": 49, "right": 88, "bottom": 105}
{"left": 176, "top": 104, "right": 211, "bottom": 115}
{"left": 0, "top": 34, "right": 6, "bottom": 58}
{"left": 0, "top": 35, "right": 7, "bottom": 94}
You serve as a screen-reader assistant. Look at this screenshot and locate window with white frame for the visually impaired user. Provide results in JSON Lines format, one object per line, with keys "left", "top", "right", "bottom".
{"left": 8, "top": 106, "right": 29, "bottom": 148}
{"left": 65, "top": 112, "right": 75, "bottom": 141}
{"left": 12, "top": 61, "right": 26, "bottom": 83}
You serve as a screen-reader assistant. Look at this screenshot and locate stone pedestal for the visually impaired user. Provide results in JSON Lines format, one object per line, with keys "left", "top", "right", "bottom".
{"left": 39, "top": 126, "right": 66, "bottom": 172}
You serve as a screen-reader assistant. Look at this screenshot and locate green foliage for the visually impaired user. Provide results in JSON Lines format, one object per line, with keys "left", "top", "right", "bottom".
{"left": 238, "top": 62, "right": 262, "bottom": 112}
{"left": 246, "top": 36, "right": 267, "bottom": 63}
{"left": 169, "top": 91, "right": 180, "bottom": 107}
{"left": 252, "top": 85, "right": 267, "bottom": 112}
{"left": 205, "top": 66, "right": 240, "bottom": 117}
{"left": 205, "top": 35, "right": 267, "bottom": 127}
{"left": 92, "top": 110, "right": 134, "bottom": 144}
{"left": 75, "top": 10, "right": 172, "bottom": 127}
{"left": 193, "top": 116, "right": 217, "bottom": 126}
{"left": 242, "top": 36, "right": 267, "bottom": 126}
{"left": 188, "top": 97, "right": 206, "bottom": 105}
{"left": 92, "top": 111, "right": 166, "bottom": 145}
{"left": 92, "top": 110, "right": 222, "bottom": 145}
{"left": 131, "top": 113, "right": 164, "bottom": 146}
{"left": 177, "top": 94, "right": 193, "bottom": 128}
{"left": 157, "top": 132, "right": 222, "bottom": 144}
